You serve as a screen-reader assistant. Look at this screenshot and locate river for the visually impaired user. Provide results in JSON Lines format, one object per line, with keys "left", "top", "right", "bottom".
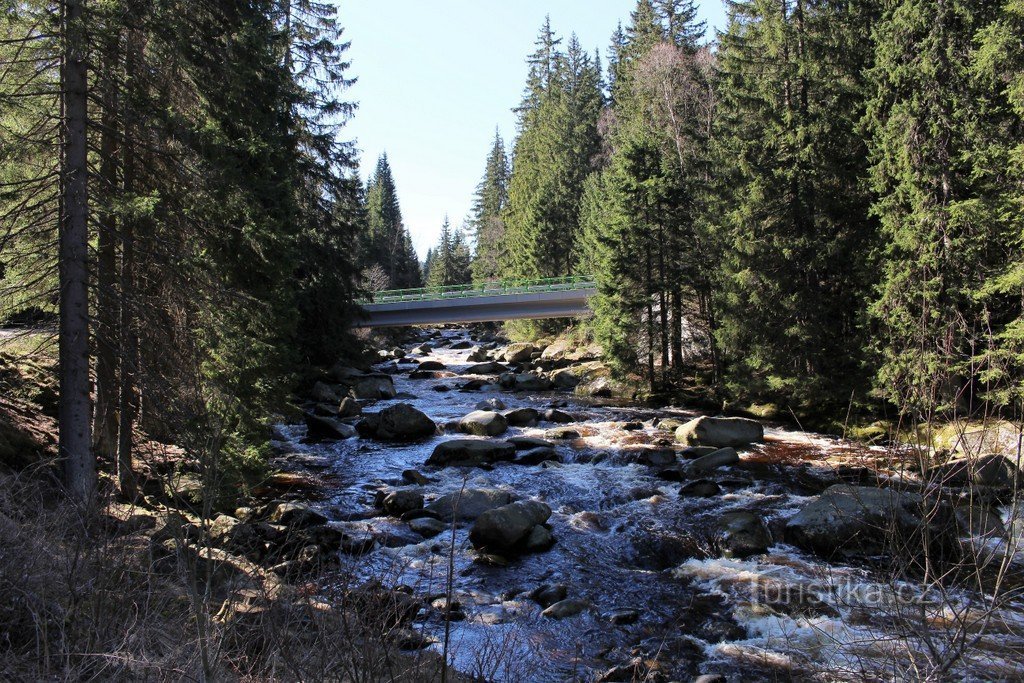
{"left": 272, "top": 327, "right": 1024, "bottom": 682}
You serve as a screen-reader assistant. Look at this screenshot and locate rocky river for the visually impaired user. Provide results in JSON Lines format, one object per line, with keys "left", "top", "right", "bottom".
{"left": 271, "top": 327, "right": 1024, "bottom": 682}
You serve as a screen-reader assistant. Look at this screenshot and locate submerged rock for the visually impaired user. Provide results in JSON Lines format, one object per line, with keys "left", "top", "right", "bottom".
{"left": 528, "top": 583, "right": 568, "bottom": 608}
{"left": 675, "top": 416, "right": 764, "bottom": 448}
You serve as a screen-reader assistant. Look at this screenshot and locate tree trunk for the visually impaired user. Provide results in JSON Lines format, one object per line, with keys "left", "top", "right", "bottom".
{"left": 671, "top": 288, "right": 683, "bottom": 372}
{"left": 94, "top": 30, "right": 120, "bottom": 463}
{"left": 59, "top": 0, "right": 95, "bottom": 505}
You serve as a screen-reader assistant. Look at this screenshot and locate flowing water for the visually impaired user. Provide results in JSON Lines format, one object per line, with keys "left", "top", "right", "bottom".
{"left": 272, "top": 328, "right": 1024, "bottom": 682}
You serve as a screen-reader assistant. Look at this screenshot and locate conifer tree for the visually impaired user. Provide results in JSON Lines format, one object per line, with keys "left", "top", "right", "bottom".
{"left": 363, "top": 154, "right": 421, "bottom": 288}
{"left": 471, "top": 130, "right": 510, "bottom": 282}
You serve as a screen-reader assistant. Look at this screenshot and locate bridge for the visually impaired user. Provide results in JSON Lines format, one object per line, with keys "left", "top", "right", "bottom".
{"left": 354, "top": 276, "right": 596, "bottom": 328}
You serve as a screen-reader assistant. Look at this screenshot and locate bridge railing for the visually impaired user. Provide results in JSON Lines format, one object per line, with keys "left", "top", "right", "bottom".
{"left": 359, "top": 275, "right": 594, "bottom": 304}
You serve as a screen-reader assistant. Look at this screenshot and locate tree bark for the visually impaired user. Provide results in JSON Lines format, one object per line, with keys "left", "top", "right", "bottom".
{"left": 59, "top": 0, "right": 95, "bottom": 505}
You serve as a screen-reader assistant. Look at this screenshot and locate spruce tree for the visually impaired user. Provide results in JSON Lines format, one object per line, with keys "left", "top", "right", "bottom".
{"left": 363, "top": 154, "right": 421, "bottom": 288}
{"left": 471, "top": 130, "right": 510, "bottom": 282}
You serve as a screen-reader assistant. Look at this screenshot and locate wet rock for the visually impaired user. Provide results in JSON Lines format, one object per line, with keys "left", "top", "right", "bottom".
{"left": 459, "top": 379, "right": 488, "bottom": 391}
{"left": 656, "top": 467, "right": 686, "bottom": 482}
{"left": 310, "top": 381, "right": 341, "bottom": 403}
{"left": 416, "top": 360, "right": 446, "bottom": 372}
{"left": 382, "top": 490, "right": 424, "bottom": 516}
{"left": 514, "top": 373, "right": 553, "bottom": 391}
{"left": 304, "top": 413, "right": 356, "bottom": 441}
{"left": 528, "top": 583, "right": 568, "bottom": 608}
{"left": 546, "top": 427, "right": 581, "bottom": 440}
{"left": 402, "top": 469, "right": 430, "bottom": 486}
{"left": 501, "top": 342, "right": 538, "bottom": 363}
{"left": 409, "top": 370, "right": 453, "bottom": 380}
{"left": 927, "top": 453, "right": 1021, "bottom": 489}
{"left": 427, "top": 488, "right": 515, "bottom": 521}
{"left": 622, "top": 421, "right": 644, "bottom": 431}
{"left": 515, "top": 447, "right": 561, "bottom": 466}
{"left": 504, "top": 407, "right": 540, "bottom": 427}
{"left": 269, "top": 502, "right": 327, "bottom": 529}
{"left": 717, "top": 511, "right": 772, "bottom": 558}
{"left": 469, "top": 500, "right": 552, "bottom": 553}
{"left": 543, "top": 408, "right": 576, "bottom": 423}
{"left": 409, "top": 517, "right": 447, "bottom": 538}
{"left": 953, "top": 504, "right": 1006, "bottom": 540}
{"left": 784, "top": 484, "right": 927, "bottom": 557}
{"left": 466, "top": 348, "right": 489, "bottom": 362}
{"left": 680, "top": 479, "right": 722, "bottom": 497}
{"left": 338, "top": 396, "right": 362, "bottom": 418}
{"left": 449, "top": 339, "right": 472, "bottom": 350}
{"left": 462, "top": 361, "right": 509, "bottom": 375}
{"left": 686, "top": 447, "right": 739, "bottom": 473}
{"left": 679, "top": 446, "right": 720, "bottom": 459}
{"left": 638, "top": 449, "right": 676, "bottom": 467}
{"left": 475, "top": 397, "right": 506, "bottom": 411}
{"left": 432, "top": 385, "right": 451, "bottom": 392}
{"left": 596, "top": 658, "right": 665, "bottom": 683}
{"left": 458, "top": 410, "right": 509, "bottom": 437}
{"left": 656, "top": 417, "right": 686, "bottom": 432}
{"left": 411, "top": 344, "right": 432, "bottom": 355}
{"left": 349, "top": 374, "right": 397, "bottom": 400}
{"left": 427, "top": 439, "right": 516, "bottom": 467}
{"left": 541, "top": 598, "right": 589, "bottom": 619}
{"left": 523, "top": 524, "right": 555, "bottom": 551}
{"left": 693, "top": 675, "right": 727, "bottom": 683}
{"left": 473, "top": 553, "right": 509, "bottom": 567}
{"left": 430, "top": 596, "right": 466, "bottom": 621}
{"left": 374, "top": 403, "right": 436, "bottom": 441}
{"left": 675, "top": 416, "right": 764, "bottom": 448}
{"left": 606, "top": 608, "right": 641, "bottom": 625}
{"left": 395, "top": 628, "right": 436, "bottom": 650}
{"left": 507, "top": 435, "right": 555, "bottom": 450}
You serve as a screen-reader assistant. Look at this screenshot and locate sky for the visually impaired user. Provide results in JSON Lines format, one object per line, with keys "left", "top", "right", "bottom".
{"left": 335, "top": 1, "right": 728, "bottom": 259}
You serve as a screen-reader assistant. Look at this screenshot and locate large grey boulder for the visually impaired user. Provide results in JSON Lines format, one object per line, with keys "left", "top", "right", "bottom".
{"left": 458, "top": 410, "right": 509, "bottom": 437}
{"left": 349, "top": 374, "right": 397, "bottom": 400}
{"left": 310, "top": 381, "right": 341, "bottom": 403}
{"left": 501, "top": 343, "right": 538, "bottom": 364}
{"left": 686, "top": 447, "right": 739, "bottom": 473}
{"left": 550, "top": 369, "right": 580, "bottom": 389}
{"left": 427, "top": 488, "right": 515, "bottom": 521}
{"left": 469, "top": 499, "right": 552, "bottom": 553}
{"left": 382, "top": 489, "right": 424, "bottom": 517}
{"left": 514, "top": 373, "right": 553, "bottom": 392}
{"left": 784, "top": 484, "right": 926, "bottom": 557}
{"left": 675, "top": 416, "right": 764, "bottom": 448}
{"left": 375, "top": 403, "right": 436, "bottom": 441}
{"left": 427, "top": 439, "right": 516, "bottom": 467}
{"left": 462, "top": 361, "right": 509, "bottom": 376}
{"left": 927, "top": 453, "right": 1021, "bottom": 489}
{"left": 717, "top": 511, "right": 772, "bottom": 558}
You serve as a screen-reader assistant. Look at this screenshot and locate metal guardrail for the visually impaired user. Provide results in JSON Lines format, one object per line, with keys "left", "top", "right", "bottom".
{"left": 358, "top": 275, "right": 595, "bottom": 304}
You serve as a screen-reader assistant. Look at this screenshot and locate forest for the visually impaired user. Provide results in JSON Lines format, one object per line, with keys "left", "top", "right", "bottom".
{"left": 1, "top": 0, "right": 1023, "bottom": 680}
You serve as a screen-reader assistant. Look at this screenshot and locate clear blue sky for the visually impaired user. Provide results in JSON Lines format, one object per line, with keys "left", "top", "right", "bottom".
{"left": 335, "top": 1, "right": 728, "bottom": 259}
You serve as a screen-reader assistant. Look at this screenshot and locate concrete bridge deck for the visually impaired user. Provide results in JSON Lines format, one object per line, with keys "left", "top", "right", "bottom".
{"left": 354, "top": 277, "right": 596, "bottom": 328}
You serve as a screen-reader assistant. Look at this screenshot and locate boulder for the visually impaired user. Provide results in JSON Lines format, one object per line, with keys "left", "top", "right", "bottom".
{"left": 310, "top": 381, "right": 341, "bottom": 403}
{"left": 550, "top": 369, "right": 580, "bottom": 389}
{"left": 636, "top": 449, "right": 676, "bottom": 467}
{"left": 717, "top": 511, "right": 771, "bottom": 558}
{"left": 675, "top": 416, "right": 764, "bottom": 448}
{"left": 449, "top": 340, "right": 473, "bottom": 350}
{"left": 475, "top": 397, "right": 506, "bottom": 411}
{"left": 686, "top": 447, "right": 739, "bottom": 473}
{"left": 382, "top": 490, "right": 424, "bottom": 517}
{"left": 469, "top": 500, "right": 552, "bottom": 553}
{"left": 417, "top": 360, "right": 446, "bottom": 372}
{"left": 523, "top": 524, "right": 555, "bottom": 552}
{"left": 349, "top": 374, "right": 397, "bottom": 400}
{"left": 543, "top": 408, "right": 576, "bottom": 424}
{"left": 427, "top": 488, "right": 515, "bottom": 521}
{"left": 541, "top": 598, "right": 589, "bottom": 619}
{"left": 269, "top": 502, "right": 327, "bottom": 529}
{"left": 409, "top": 517, "right": 447, "bottom": 538}
{"left": 546, "top": 427, "right": 581, "bottom": 440}
{"left": 375, "top": 403, "right": 436, "bottom": 442}
{"left": 501, "top": 343, "right": 538, "bottom": 364}
{"left": 927, "top": 453, "right": 1021, "bottom": 489}
{"left": 504, "top": 407, "right": 540, "bottom": 427}
{"left": 528, "top": 583, "right": 568, "bottom": 608}
{"left": 427, "top": 439, "right": 516, "bottom": 467}
{"left": 514, "top": 447, "right": 561, "bottom": 466}
{"left": 338, "top": 397, "right": 362, "bottom": 418}
{"left": 784, "top": 484, "right": 927, "bottom": 557}
{"left": 458, "top": 410, "right": 509, "bottom": 437}
{"left": 680, "top": 480, "right": 722, "bottom": 497}
{"left": 462, "top": 361, "right": 508, "bottom": 376}
{"left": 466, "top": 348, "right": 489, "bottom": 362}
{"left": 514, "top": 373, "right": 552, "bottom": 392}
{"left": 304, "top": 413, "right": 356, "bottom": 441}
{"left": 507, "top": 436, "right": 554, "bottom": 450}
